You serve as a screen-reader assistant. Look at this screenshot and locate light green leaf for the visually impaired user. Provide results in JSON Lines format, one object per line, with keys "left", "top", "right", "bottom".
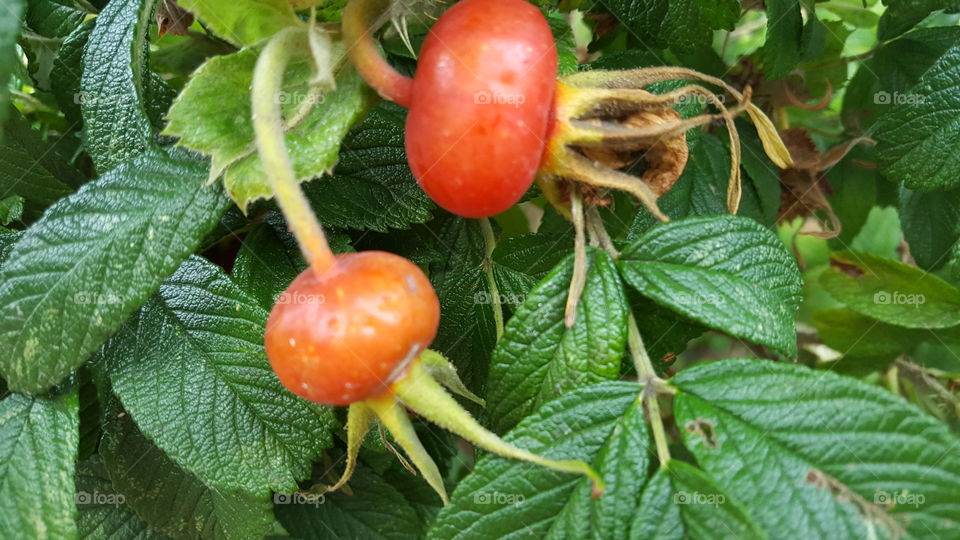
{"left": 100, "top": 393, "right": 277, "bottom": 540}
{"left": 303, "top": 103, "right": 434, "bottom": 231}
{"left": 178, "top": 0, "right": 298, "bottom": 46}
{"left": 629, "top": 462, "right": 767, "bottom": 540}
{"left": 429, "top": 382, "right": 646, "bottom": 540}
{"left": 620, "top": 215, "right": 803, "bottom": 357}
{"left": 0, "top": 148, "right": 230, "bottom": 394}
{"left": 486, "top": 249, "right": 628, "bottom": 433}
{"left": 76, "top": 458, "right": 168, "bottom": 540}
{"left": 849, "top": 207, "right": 901, "bottom": 259}
{"left": 276, "top": 465, "right": 425, "bottom": 540}
{"left": 164, "top": 42, "right": 375, "bottom": 211}
{"left": 100, "top": 256, "right": 337, "bottom": 497}
{"left": 0, "top": 387, "right": 79, "bottom": 538}
{"left": 673, "top": 358, "right": 960, "bottom": 539}
{"left": 80, "top": 0, "right": 164, "bottom": 172}
{"left": 820, "top": 251, "right": 960, "bottom": 329}
{"left": 811, "top": 308, "right": 950, "bottom": 361}
{"left": 875, "top": 43, "right": 960, "bottom": 190}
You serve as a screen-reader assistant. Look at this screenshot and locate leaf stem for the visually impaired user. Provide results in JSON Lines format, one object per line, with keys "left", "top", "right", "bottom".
{"left": 479, "top": 218, "right": 504, "bottom": 340}
{"left": 252, "top": 27, "right": 336, "bottom": 275}
{"left": 627, "top": 312, "right": 672, "bottom": 467}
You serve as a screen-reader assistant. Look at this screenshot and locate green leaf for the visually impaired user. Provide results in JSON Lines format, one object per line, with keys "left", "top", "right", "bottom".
{"left": 490, "top": 232, "right": 571, "bottom": 304}
{"left": 428, "top": 215, "right": 497, "bottom": 394}
{"left": 178, "top": 0, "right": 298, "bottom": 46}
{"left": 26, "top": 0, "right": 88, "bottom": 37}
{"left": 276, "top": 465, "right": 425, "bottom": 540}
{"left": 629, "top": 461, "right": 767, "bottom": 540}
{"left": 878, "top": 0, "right": 960, "bottom": 41}
{"left": 874, "top": 43, "right": 960, "bottom": 191}
{"left": 631, "top": 295, "right": 705, "bottom": 371}
{"left": 604, "top": 0, "right": 740, "bottom": 53}
{"left": 0, "top": 109, "right": 84, "bottom": 219}
{"left": 100, "top": 255, "right": 337, "bottom": 497}
{"left": 758, "top": 0, "right": 803, "bottom": 79}
{"left": 811, "top": 308, "right": 940, "bottom": 361}
{"left": 673, "top": 358, "right": 960, "bottom": 539}
{"left": 0, "top": 387, "right": 79, "bottom": 538}
{"left": 429, "top": 382, "right": 646, "bottom": 540}
{"left": 100, "top": 393, "right": 277, "bottom": 539}
{"left": 0, "top": 148, "right": 230, "bottom": 394}
{"left": 899, "top": 186, "right": 960, "bottom": 271}
{"left": 80, "top": 0, "right": 163, "bottom": 172}
{"left": 303, "top": 103, "right": 434, "bottom": 231}
{"left": 76, "top": 458, "right": 168, "bottom": 540}
{"left": 546, "top": 10, "right": 578, "bottom": 77}
{"left": 164, "top": 43, "right": 375, "bottom": 211}
{"left": 0, "top": 0, "right": 25, "bottom": 129}
{"left": 620, "top": 215, "right": 803, "bottom": 357}
{"left": 486, "top": 249, "right": 628, "bottom": 433}
{"left": 849, "top": 206, "right": 901, "bottom": 259}
{"left": 820, "top": 250, "right": 960, "bottom": 329}
{"left": 0, "top": 195, "right": 23, "bottom": 226}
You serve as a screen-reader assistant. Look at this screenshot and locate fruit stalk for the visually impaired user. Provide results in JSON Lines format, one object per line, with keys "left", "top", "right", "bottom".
{"left": 342, "top": 0, "right": 413, "bottom": 106}
{"left": 252, "top": 27, "right": 336, "bottom": 275}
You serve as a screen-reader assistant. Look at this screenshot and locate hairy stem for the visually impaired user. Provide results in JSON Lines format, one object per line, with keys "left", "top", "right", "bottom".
{"left": 627, "top": 312, "right": 671, "bottom": 467}
{"left": 565, "top": 188, "right": 587, "bottom": 328}
{"left": 252, "top": 27, "right": 336, "bottom": 275}
{"left": 479, "top": 218, "right": 504, "bottom": 340}
{"left": 342, "top": 0, "right": 414, "bottom": 107}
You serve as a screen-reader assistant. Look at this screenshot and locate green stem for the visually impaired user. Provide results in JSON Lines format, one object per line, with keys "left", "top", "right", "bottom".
{"left": 252, "top": 28, "right": 336, "bottom": 275}
{"left": 479, "top": 218, "right": 504, "bottom": 340}
{"left": 393, "top": 360, "right": 605, "bottom": 496}
{"left": 627, "top": 312, "right": 671, "bottom": 467}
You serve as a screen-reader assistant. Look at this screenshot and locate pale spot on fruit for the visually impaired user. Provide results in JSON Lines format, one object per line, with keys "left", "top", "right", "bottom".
{"left": 405, "top": 275, "right": 418, "bottom": 293}
{"left": 289, "top": 337, "right": 296, "bottom": 347}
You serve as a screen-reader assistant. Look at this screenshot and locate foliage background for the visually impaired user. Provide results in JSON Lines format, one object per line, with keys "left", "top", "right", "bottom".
{"left": 1, "top": 0, "right": 960, "bottom": 538}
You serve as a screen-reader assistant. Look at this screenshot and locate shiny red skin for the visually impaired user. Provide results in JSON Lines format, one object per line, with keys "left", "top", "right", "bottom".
{"left": 265, "top": 252, "right": 440, "bottom": 406}
{"left": 405, "top": 0, "right": 558, "bottom": 218}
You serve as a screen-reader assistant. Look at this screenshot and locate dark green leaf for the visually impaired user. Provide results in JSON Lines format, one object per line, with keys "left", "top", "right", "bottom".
{"left": 304, "top": 103, "right": 434, "bottom": 231}
{"left": 76, "top": 458, "right": 169, "bottom": 540}
{"left": 758, "top": 0, "right": 803, "bottom": 79}
{"left": 878, "top": 0, "right": 960, "bottom": 41}
{"left": 80, "top": 0, "right": 162, "bottom": 172}
{"left": 820, "top": 251, "right": 960, "bottom": 329}
{"left": 486, "top": 249, "right": 628, "bottom": 433}
{"left": 0, "top": 0, "right": 25, "bottom": 129}
{"left": 629, "top": 461, "right": 767, "bottom": 540}
{"left": 0, "top": 387, "right": 79, "bottom": 538}
{"left": 673, "top": 358, "right": 960, "bottom": 539}
{"left": 0, "top": 148, "right": 230, "bottom": 394}
{"left": 101, "top": 256, "right": 337, "bottom": 496}
{"left": 620, "top": 215, "right": 803, "bottom": 357}
{"left": 0, "top": 195, "right": 23, "bottom": 225}
{"left": 26, "top": 0, "right": 88, "bottom": 37}
{"left": 874, "top": 43, "right": 960, "bottom": 190}
{"left": 490, "top": 232, "right": 572, "bottom": 304}
{"left": 899, "top": 186, "right": 960, "bottom": 271}
{"left": 100, "top": 393, "right": 277, "bottom": 539}
{"left": 276, "top": 465, "right": 425, "bottom": 540}
{"left": 52, "top": 19, "right": 95, "bottom": 126}
{"left": 604, "top": 0, "right": 740, "bottom": 53}
{"left": 429, "top": 382, "right": 646, "bottom": 540}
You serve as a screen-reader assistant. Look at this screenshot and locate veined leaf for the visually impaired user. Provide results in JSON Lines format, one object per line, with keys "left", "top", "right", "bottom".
{"left": 899, "top": 186, "right": 960, "bottom": 271}
{"left": 0, "top": 148, "right": 230, "bottom": 394}
{"left": 603, "top": 0, "right": 740, "bottom": 53}
{"left": 0, "top": 387, "right": 79, "bottom": 538}
{"left": 76, "top": 458, "right": 167, "bottom": 540}
{"left": 178, "top": 0, "right": 298, "bottom": 46}
{"left": 620, "top": 215, "right": 803, "bottom": 357}
{"left": 429, "top": 382, "right": 647, "bottom": 540}
{"left": 673, "top": 358, "right": 960, "bottom": 539}
{"left": 820, "top": 251, "right": 960, "bottom": 329}
{"left": 26, "top": 0, "right": 88, "bottom": 37}
{"left": 0, "top": 0, "right": 25, "bottom": 130}
{"left": 485, "top": 249, "right": 628, "bottom": 433}
{"left": 100, "top": 256, "right": 337, "bottom": 497}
